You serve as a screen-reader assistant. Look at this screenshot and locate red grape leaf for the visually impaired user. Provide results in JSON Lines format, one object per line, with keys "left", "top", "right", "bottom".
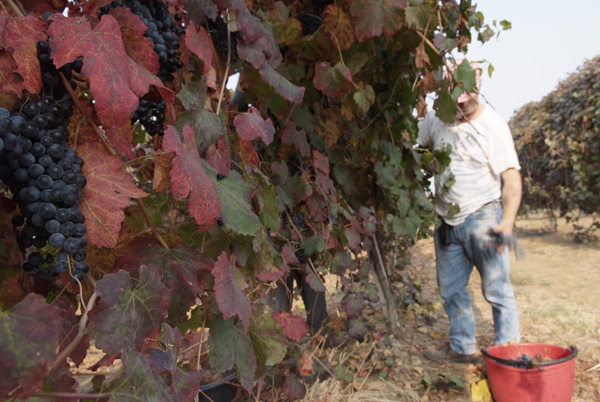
{"left": 236, "top": 138, "right": 259, "bottom": 169}
{"left": 281, "top": 121, "right": 310, "bottom": 157}
{"left": 313, "top": 61, "right": 352, "bottom": 97}
{"left": 212, "top": 252, "right": 251, "bottom": 332}
{"left": 4, "top": 14, "right": 47, "bottom": 94}
{"left": 48, "top": 14, "right": 163, "bottom": 128}
{"left": 208, "top": 314, "right": 257, "bottom": 393}
{"left": 110, "top": 6, "right": 159, "bottom": 74}
{"left": 344, "top": 220, "right": 362, "bottom": 252}
{"left": 54, "top": 297, "right": 90, "bottom": 368}
{"left": 234, "top": 106, "right": 276, "bottom": 145}
{"left": 349, "top": 0, "right": 406, "bottom": 42}
{"left": 182, "top": 0, "right": 218, "bottom": 24}
{"left": 0, "top": 12, "right": 9, "bottom": 48}
{"left": 323, "top": 5, "right": 355, "bottom": 51}
{"left": 40, "top": 363, "right": 78, "bottom": 397}
{"left": 0, "top": 50, "right": 26, "bottom": 97}
{"left": 341, "top": 293, "right": 366, "bottom": 318}
{"left": 78, "top": 141, "right": 148, "bottom": 248}
{"left": 88, "top": 266, "right": 170, "bottom": 354}
{"left": 206, "top": 139, "right": 231, "bottom": 176}
{"left": 0, "top": 294, "right": 62, "bottom": 400}
{"left": 237, "top": 37, "right": 266, "bottom": 69}
{"left": 273, "top": 310, "right": 306, "bottom": 341}
{"left": 184, "top": 22, "right": 212, "bottom": 74}
{"left": 313, "top": 150, "right": 336, "bottom": 195}
{"left": 105, "top": 121, "right": 135, "bottom": 159}
{"left": 281, "top": 243, "right": 299, "bottom": 267}
{"left": 269, "top": 2, "right": 303, "bottom": 47}
{"left": 259, "top": 63, "right": 305, "bottom": 104}
{"left": 283, "top": 373, "right": 306, "bottom": 401}
{"left": 162, "top": 124, "right": 221, "bottom": 231}
{"left": 114, "top": 237, "right": 214, "bottom": 327}
{"left": 146, "top": 325, "right": 201, "bottom": 401}
{"left": 113, "top": 347, "right": 179, "bottom": 402}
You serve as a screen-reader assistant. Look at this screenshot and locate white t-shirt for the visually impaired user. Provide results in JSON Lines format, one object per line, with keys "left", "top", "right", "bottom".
{"left": 417, "top": 105, "right": 520, "bottom": 226}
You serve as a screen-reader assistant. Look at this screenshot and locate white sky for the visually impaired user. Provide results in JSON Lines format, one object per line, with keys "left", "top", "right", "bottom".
{"left": 464, "top": 0, "right": 600, "bottom": 121}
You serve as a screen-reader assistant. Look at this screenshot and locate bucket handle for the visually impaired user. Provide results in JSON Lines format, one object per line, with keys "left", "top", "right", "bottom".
{"left": 481, "top": 345, "right": 578, "bottom": 368}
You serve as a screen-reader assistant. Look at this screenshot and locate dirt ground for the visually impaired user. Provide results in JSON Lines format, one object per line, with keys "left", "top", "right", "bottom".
{"left": 304, "top": 213, "right": 600, "bottom": 402}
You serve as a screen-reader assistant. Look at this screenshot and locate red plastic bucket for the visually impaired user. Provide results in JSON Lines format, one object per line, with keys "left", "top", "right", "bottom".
{"left": 481, "top": 343, "right": 577, "bottom": 402}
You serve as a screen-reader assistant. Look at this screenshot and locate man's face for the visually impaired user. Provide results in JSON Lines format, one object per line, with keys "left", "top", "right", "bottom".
{"left": 457, "top": 94, "right": 479, "bottom": 119}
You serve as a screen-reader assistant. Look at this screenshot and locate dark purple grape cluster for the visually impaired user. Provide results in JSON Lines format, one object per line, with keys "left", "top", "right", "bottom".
{"left": 208, "top": 16, "right": 240, "bottom": 66}
{"left": 130, "top": 98, "right": 165, "bottom": 136}
{"left": 0, "top": 101, "right": 88, "bottom": 281}
{"left": 0, "top": 43, "right": 89, "bottom": 282}
{"left": 298, "top": 0, "right": 333, "bottom": 36}
{"left": 287, "top": 153, "right": 302, "bottom": 177}
{"left": 98, "top": 0, "right": 185, "bottom": 83}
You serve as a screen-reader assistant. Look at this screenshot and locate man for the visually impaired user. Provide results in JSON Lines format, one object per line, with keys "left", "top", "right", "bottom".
{"left": 418, "top": 59, "right": 522, "bottom": 364}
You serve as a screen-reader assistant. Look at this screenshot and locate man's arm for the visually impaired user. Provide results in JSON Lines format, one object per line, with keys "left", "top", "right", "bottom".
{"left": 494, "top": 168, "right": 522, "bottom": 237}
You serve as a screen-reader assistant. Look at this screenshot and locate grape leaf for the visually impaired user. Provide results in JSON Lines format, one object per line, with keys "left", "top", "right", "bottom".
{"left": 212, "top": 252, "right": 251, "bottom": 332}
{"left": 341, "top": 293, "right": 366, "bottom": 318}
{"left": 78, "top": 141, "right": 148, "bottom": 248}
{"left": 313, "top": 62, "right": 352, "bottom": 97}
{"left": 273, "top": 310, "right": 306, "bottom": 341}
{"left": 234, "top": 106, "right": 276, "bottom": 145}
{"left": 206, "top": 139, "right": 231, "bottom": 176}
{"left": 322, "top": 5, "right": 355, "bottom": 51}
{"left": 0, "top": 50, "right": 26, "bottom": 97}
{"left": 259, "top": 63, "right": 305, "bottom": 104}
{"left": 110, "top": 6, "right": 159, "bottom": 74}
{"left": 182, "top": 0, "right": 218, "bottom": 24}
{"left": 269, "top": 2, "right": 302, "bottom": 47}
{"left": 208, "top": 314, "right": 257, "bottom": 393}
{"left": 163, "top": 125, "right": 221, "bottom": 232}
{"left": 353, "top": 84, "right": 375, "bottom": 113}
{"left": 112, "top": 347, "right": 178, "bottom": 402}
{"left": 254, "top": 170, "right": 280, "bottom": 231}
{"left": 0, "top": 294, "right": 61, "bottom": 400}
{"left": 249, "top": 308, "right": 287, "bottom": 368}
{"left": 4, "top": 14, "right": 47, "bottom": 94}
{"left": 305, "top": 270, "right": 326, "bottom": 293}
{"left": 214, "top": 168, "right": 261, "bottom": 236}
{"left": 347, "top": 317, "right": 368, "bottom": 339}
{"left": 114, "top": 238, "right": 213, "bottom": 327}
{"left": 184, "top": 21, "right": 212, "bottom": 74}
{"left": 0, "top": 12, "right": 8, "bottom": 48}
{"left": 349, "top": 0, "right": 406, "bottom": 42}
{"left": 236, "top": 138, "right": 260, "bottom": 169}
{"left": 105, "top": 122, "right": 135, "bottom": 159}
{"left": 146, "top": 325, "right": 201, "bottom": 402}
{"left": 283, "top": 373, "right": 306, "bottom": 401}
{"left": 281, "top": 121, "right": 310, "bottom": 157}
{"left": 88, "top": 266, "right": 171, "bottom": 354}
{"left": 249, "top": 230, "right": 283, "bottom": 282}
{"left": 48, "top": 14, "right": 163, "bottom": 128}
{"left": 37, "top": 363, "right": 78, "bottom": 400}
{"left": 433, "top": 83, "right": 458, "bottom": 123}
{"left": 0, "top": 205, "right": 21, "bottom": 266}
{"left": 216, "top": 0, "right": 265, "bottom": 43}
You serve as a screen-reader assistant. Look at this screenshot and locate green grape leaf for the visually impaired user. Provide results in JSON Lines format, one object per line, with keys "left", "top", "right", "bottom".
{"left": 347, "top": 317, "right": 368, "bottom": 339}
{"left": 212, "top": 252, "right": 252, "bottom": 332}
{"left": 163, "top": 125, "right": 221, "bottom": 231}
{"left": 433, "top": 85, "right": 458, "bottom": 123}
{"left": 353, "top": 84, "right": 376, "bottom": 113}
{"left": 349, "top": 0, "right": 406, "bottom": 42}
{"left": 114, "top": 237, "right": 213, "bottom": 327}
{"left": 249, "top": 308, "right": 287, "bottom": 368}
{"left": 253, "top": 170, "right": 280, "bottom": 231}
{"left": 0, "top": 294, "right": 62, "bottom": 400}
{"left": 454, "top": 59, "right": 477, "bottom": 93}
{"left": 313, "top": 61, "right": 352, "bottom": 97}
{"left": 112, "top": 347, "right": 178, "bottom": 402}
{"left": 88, "top": 266, "right": 171, "bottom": 354}
{"left": 214, "top": 168, "right": 262, "bottom": 236}
{"left": 259, "top": 63, "right": 305, "bottom": 104}
{"left": 208, "top": 314, "right": 257, "bottom": 393}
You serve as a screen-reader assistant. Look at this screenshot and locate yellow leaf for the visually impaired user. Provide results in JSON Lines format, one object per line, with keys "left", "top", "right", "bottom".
{"left": 471, "top": 379, "right": 492, "bottom": 402}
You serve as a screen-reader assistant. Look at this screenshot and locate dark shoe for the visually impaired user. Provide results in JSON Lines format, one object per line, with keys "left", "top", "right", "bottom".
{"left": 423, "top": 343, "right": 482, "bottom": 364}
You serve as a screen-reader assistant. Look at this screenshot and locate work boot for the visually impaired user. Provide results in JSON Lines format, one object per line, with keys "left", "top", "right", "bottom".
{"left": 424, "top": 343, "right": 482, "bottom": 364}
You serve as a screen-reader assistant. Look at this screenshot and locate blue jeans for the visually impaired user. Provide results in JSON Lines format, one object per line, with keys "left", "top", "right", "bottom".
{"left": 434, "top": 201, "right": 520, "bottom": 355}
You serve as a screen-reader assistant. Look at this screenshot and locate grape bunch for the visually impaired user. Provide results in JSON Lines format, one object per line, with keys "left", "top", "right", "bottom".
{"left": 98, "top": 0, "right": 185, "bottom": 83}
{"left": 298, "top": 0, "right": 333, "bottom": 36}
{"left": 208, "top": 16, "right": 240, "bottom": 67}
{"left": 130, "top": 98, "right": 165, "bottom": 136}
{"left": 0, "top": 43, "right": 89, "bottom": 282}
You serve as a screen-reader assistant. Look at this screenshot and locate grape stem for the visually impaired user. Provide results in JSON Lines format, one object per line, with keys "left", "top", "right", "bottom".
{"left": 50, "top": 290, "right": 99, "bottom": 372}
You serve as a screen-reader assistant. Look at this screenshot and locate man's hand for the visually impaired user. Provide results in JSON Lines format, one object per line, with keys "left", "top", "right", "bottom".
{"left": 493, "top": 168, "right": 522, "bottom": 253}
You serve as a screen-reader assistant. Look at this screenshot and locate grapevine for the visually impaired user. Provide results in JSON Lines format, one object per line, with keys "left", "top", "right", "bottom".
{"left": 0, "top": 0, "right": 500, "bottom": 400}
